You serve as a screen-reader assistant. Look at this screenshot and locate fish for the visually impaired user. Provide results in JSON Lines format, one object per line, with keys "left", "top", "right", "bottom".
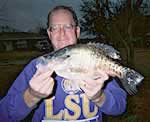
{"left": 36, "top": 43, "right": 144, "bottom": 95}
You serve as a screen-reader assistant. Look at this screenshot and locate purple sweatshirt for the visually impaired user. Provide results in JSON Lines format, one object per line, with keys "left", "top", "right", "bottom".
{"left": 0, "top": 58, "right": 127, "bottom": 122}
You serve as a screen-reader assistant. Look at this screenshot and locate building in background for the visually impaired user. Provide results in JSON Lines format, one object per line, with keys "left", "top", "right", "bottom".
{"left": 0, "top": 32, "right": 52, "bottom": 52}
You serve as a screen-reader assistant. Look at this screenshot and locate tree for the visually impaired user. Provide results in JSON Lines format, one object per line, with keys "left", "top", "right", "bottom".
{"left": 38, "top": 27, "right": 47, "bottom": 36}
{"left": 0, "top": 25, "right": 17, "bottom": 32}
{"left": 80, "top": 0, "right": 150, "bottom": 66}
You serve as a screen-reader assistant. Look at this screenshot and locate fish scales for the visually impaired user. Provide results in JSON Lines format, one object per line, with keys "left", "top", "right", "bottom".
{"left": 36, "top": 43, "right": 144, "bottom": 95}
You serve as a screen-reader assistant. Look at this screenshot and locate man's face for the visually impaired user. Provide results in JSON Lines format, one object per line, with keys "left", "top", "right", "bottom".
{"left": 47, "top": 9, "right": 80, "bottom": 50}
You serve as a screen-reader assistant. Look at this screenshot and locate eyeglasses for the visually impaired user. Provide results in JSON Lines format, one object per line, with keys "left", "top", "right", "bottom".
{"left": 49, "top": 24, "right": 76, "bottom": 32}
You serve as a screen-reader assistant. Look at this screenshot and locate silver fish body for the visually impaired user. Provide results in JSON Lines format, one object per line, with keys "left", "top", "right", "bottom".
{"left": 36, "top": 43, "right": 144, "bottom": 95}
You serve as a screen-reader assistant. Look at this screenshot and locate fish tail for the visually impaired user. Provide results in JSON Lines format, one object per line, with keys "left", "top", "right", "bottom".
{"left": 120, "top": 67, "right": 144, "bottom": 95}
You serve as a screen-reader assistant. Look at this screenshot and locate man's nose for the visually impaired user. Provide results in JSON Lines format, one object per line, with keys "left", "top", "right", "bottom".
{"left": 59, "top": 27, "right": 65, "bottom": 37}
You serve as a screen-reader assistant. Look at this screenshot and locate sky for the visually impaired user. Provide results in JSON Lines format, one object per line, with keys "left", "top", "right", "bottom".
{"left": 0, "top": 0, "right": 83, "bottom": 32}
{"left": 0, "top": 0, "right": 149, "bottom": 33}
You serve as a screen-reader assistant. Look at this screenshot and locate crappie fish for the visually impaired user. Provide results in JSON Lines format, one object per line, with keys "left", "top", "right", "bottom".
{"left": 36, "top": 43, "right": 144, "bottom": 95}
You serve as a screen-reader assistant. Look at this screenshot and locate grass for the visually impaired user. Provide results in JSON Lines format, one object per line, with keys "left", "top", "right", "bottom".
{"left": 0, "top": 50, "right": 42, "bottom": 62}
{"left": 134, "top": 49, "right": 150, "bottom": 77}
{"left": 0, "top": 50, "right": 43, "bottom": 96}
{"left": 0, "top": 65, "right": 22, "bottom": 96}
{"left": 0, "top": 49, "right": 150, "bottom": 121}
{"left": 106, "top": 48, "right": 150, "bottom": 122}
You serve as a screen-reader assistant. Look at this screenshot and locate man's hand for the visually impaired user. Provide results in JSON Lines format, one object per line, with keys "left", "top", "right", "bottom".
{"left": 24, "top": 66, "right": 54, "bottom": 108}
{"left": 80, "top": 71, "right": 109, "bottom": 107}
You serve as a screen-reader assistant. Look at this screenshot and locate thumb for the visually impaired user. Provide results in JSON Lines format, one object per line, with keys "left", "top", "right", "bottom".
{"left": 35, "top": 64, "right": 54, "bottom": 77}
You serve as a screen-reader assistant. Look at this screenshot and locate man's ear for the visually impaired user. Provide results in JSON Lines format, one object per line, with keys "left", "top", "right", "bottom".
{"left": 76, "top": 26, "right": 80, "bottom": 38}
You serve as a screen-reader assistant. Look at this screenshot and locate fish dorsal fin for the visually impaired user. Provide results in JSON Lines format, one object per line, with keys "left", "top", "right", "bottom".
{"left": 87, "top": 42, "right": 121, "bottom": 60}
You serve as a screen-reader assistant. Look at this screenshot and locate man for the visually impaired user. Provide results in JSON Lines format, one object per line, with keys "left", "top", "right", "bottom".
{"left": 0, "top": 5, "right": 127, "bottom": 122}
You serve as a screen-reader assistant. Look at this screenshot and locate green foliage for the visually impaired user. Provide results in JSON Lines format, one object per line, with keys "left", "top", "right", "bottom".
{"left": 80, "top": 0, "right": 150, "bottom": 44}
{"left": 80, "top": 0, "right": 150, "bottom": 65}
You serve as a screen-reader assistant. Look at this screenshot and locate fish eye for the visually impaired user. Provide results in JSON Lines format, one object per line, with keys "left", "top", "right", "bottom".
{"left": 66, "top": 55, "right": 70, "bottom": 58}
{"left": 63, "top": 54, "right": 70, "bottom": 59}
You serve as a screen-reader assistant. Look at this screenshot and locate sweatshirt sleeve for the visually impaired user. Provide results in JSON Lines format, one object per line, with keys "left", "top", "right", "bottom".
{"left": 100, "top": 79, "right": 127, "bottom": 115}
{"left": 0, "top": 59, "right": 37, "bottom": 121}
